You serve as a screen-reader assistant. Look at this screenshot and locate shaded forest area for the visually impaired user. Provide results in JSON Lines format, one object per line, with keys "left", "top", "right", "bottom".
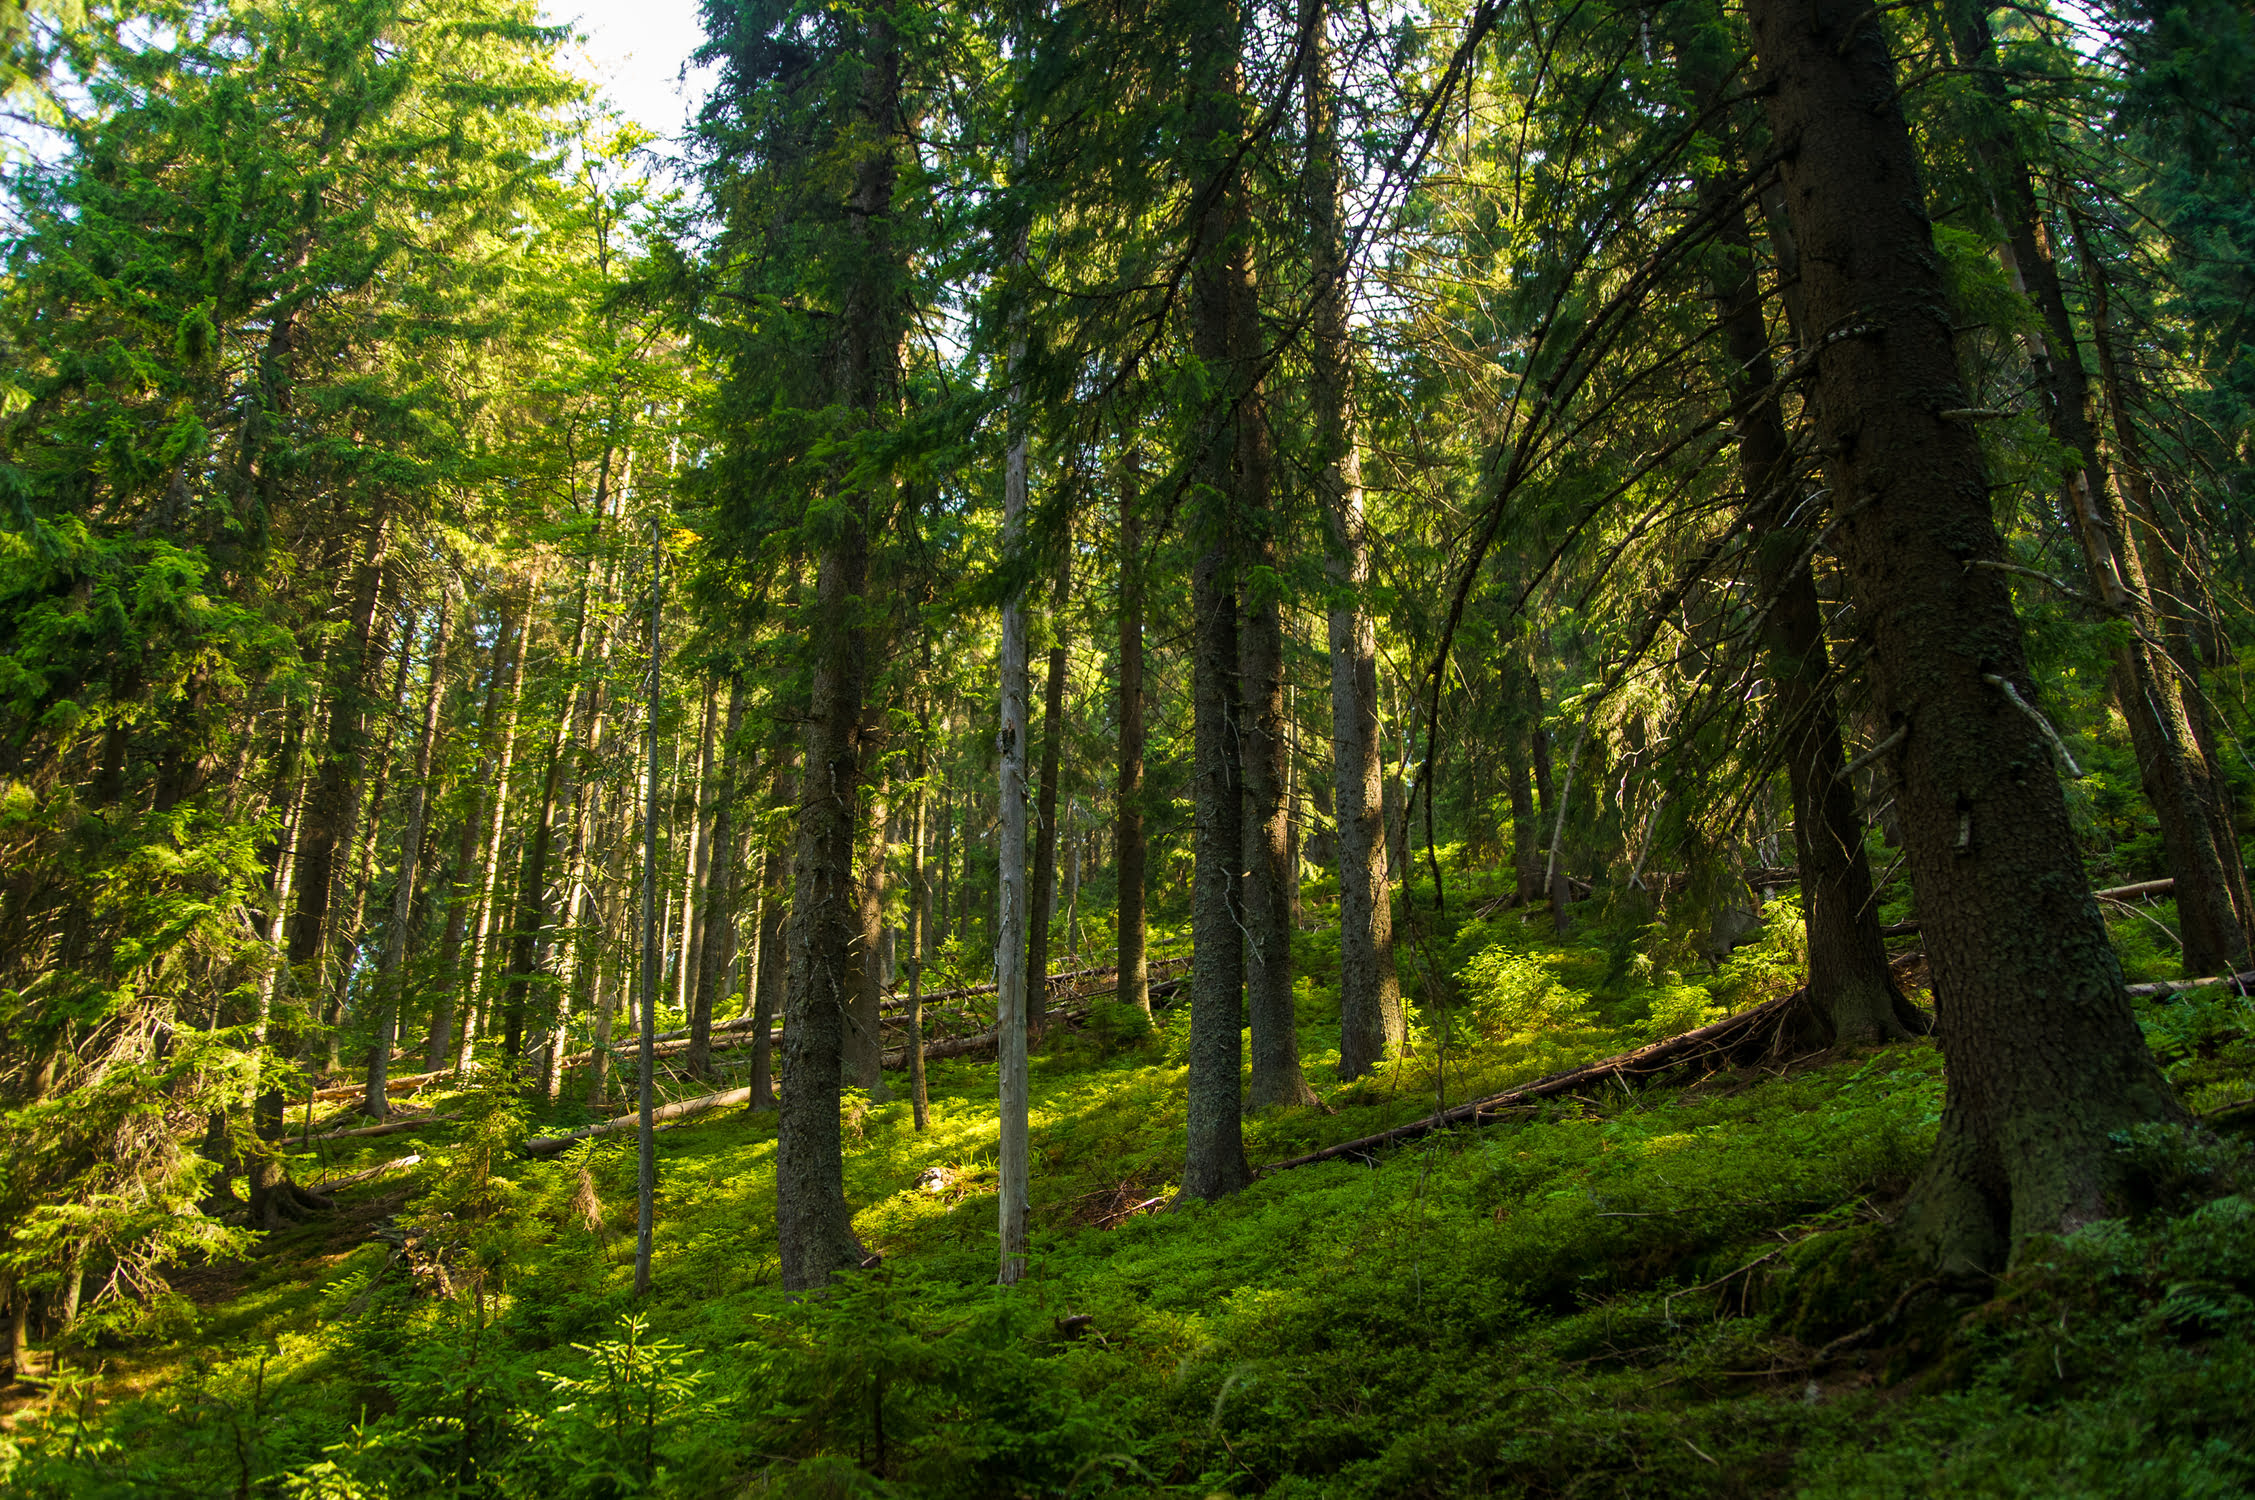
{"left": 3, "top": 0, "right": 2255, "bottom": 1490}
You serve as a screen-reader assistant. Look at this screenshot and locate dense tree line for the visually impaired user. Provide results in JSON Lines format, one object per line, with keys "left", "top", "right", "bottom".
{"left": 2, "top": 0, "right": 2251, "bottom": 1359}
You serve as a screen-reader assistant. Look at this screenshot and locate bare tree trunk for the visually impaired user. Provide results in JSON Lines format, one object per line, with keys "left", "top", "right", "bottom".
{"left": 1026, "top": 553, "right": 1070, "bottom": 1042}
{"left": 1746, "top": 0, "right": 2181, "bottom": 1271}
{"left": 1944, "top": 1, "right": 2243, "bottom": 975}
{"left": 908, "top": 720, "right": 932, "bottom": 1131}
{"left": 458, "top": 583, "right": 533, "bottom": 1070}
{"left": 776, "top": 1, "right": 897, "bottom": 1291}
{"left": 1305, "top": 10, "right": 1403, "bottom": 1079}
{"left": 1117, "top": 471, "right": 1150, "bottom": 1016}
{"left": 688, "top": 678, "right": 747, "bottom": 1079}
{"left": 746, "top": 755, "right": 793, "bottom": 1113}
{"left": 842, "top": 766, "right": 893, "bottom": 1097}
{"left": 676, "top": 682, "right": 720, "bottom": 1019}
{"left": 367, "top": 595, "right": 452, "bottom": 1116}
{"left": 995, "top": 110, "right": 1035, "bottom": 1287}
{"left": 1180, "top": 1, "right": 1256, "bottom": 1199}
{"left": 1672, "top": 8, "right": 1911, "bottom": 1041}
{"left": 635, "top": 524, "right": 665, "bottom": 1300}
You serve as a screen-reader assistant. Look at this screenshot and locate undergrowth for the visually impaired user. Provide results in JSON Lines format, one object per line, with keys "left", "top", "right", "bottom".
{"left": 4, "top": 875, "right": 2250, "bottom": 1497}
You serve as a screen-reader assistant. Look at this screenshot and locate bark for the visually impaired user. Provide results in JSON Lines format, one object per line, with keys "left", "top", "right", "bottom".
{"left": 1117, "top": 472, "right": 1150, "bottom": 1016}
{"left": 1306, "top": 15, "right": 1404, "bottom": 1079}
{"left": 1746, "top": 0, "right": 2182, "bottom": 1270}
{"left": 687, "top": 677, "right": 748, "bottom": 1080}
{"left": 635, "top": 525, "right": 665, "bottom": 1299}
{"left": 1502, "top": 655, "right": 1544, "bottom": 905}
{"left": 775, "top": 3, "right": 897, "bottom": 1290}
{"left": 425, "top": 596, "right": 519, "bottom": 1069}
{"left": 1180, "top": 14, "right": 1258, "bottom": 1194}
{"left": 746, "top": 755, "right": 794, "bottom": 1113}
{"left": 907, "top": 724, "right": 932, "bottom": 1131}
{"left": 1672, "top": 10, "right": 1910, "bottom": 1042}
{"left": 1026, "top": 553, "right": 1070, "bottom": 1043}
{"left": 677, "top": 682, "right": 720, "bottom": 1018}
{"left": 996, "top": 105, "right": 1035, "bottom": 1286}
{"left": 1242, "top": 516, "right": 1314, "bottom": 1108}
{"left": 1944, "top": 0, "right": 2243, "bottom": 975}
{"left": 366, "top": 597, "right": 452, "bottom": 1117}
{"left": 328, "top": 597, "right": 410, "bottom": 1069}
{"left": 2072, "top": 209, "right": 2255, "bottom": 939}
{"left": 458, "top": 584, "right": 533, "bottom": 1069}
{"left": 844, "top": 773, "right": 892, "bottom": 1097}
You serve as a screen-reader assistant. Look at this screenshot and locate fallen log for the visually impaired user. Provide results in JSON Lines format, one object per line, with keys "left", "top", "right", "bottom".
{"left": 1258, "top": 990, "right": 1810, "bottom": 1176}
{"left": 2126, "top": 969, "right": 2255, "bottom": 998}
{"left": 523, "top": 1088, "right": 754, "bottom": 1157}
{"left": 1877, "top": 878, "right": 2176, "bottom": 939}
{"left": 311, "top": 1069, "right": 452, "bottom": 1104}
{"left": 284, "top": 1112, "right": 462, "bottom": 1148}
{"left": 309, "top": 1153, "right": 423, "bottom": 1195}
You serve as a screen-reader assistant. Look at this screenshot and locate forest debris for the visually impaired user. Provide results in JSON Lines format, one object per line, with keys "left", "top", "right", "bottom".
{"left": 308, "top": 1153, "right": 423, "bottom": 1195}
{"left": 1882, "top": 878, "right": 2180, "bottom": 938}
{"left": 2126, "top": 968, "right": 2255, "bottom": 998}
{"left": 522, "top": 1087, "right": 755, "bottom": 1157}
{"left": 310, "top": 1069, "right": 452, "bottom": 1103}
{"left": 284, "top": 1112, "right": 461, "bottom": 1148}
{"left": 1258, "top": 990, "right": 1812, "bottom": 1175}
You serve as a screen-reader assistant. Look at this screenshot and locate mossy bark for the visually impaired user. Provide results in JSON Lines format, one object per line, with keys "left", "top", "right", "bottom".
{"left": 1745, "top": 0, "right": 2184, "bottom": 1271}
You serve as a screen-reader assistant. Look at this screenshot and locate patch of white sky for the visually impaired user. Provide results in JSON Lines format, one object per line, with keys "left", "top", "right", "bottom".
{"left": 546, "top": 0, "right": 716, "bottom": 148}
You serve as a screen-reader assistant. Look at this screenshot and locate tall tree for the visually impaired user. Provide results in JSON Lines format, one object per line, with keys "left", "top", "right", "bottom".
{"left": 1744, "top": 0, "right": 2182, "bottom": 1269}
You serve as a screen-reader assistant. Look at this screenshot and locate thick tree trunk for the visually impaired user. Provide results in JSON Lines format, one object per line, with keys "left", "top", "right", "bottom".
{"left": 1306, "top": 17, "right": 1403, "bottom": 1079}
{"left": 366, "top": 597, "right": 451, "bottom": 1116}
{"left": 1180, "top": 11, "right": 1257, "bottom": 1196}
{"left": 1747, "top": 0, "right": 2182, "bottom": 1270}
{"left": 1117, "top": 471, "right": 1150, "bottom": 1016}
{"left": 1673, "top": 12, "right": 1910, "bottom": 1042}
{"left": 775, "top": 1, "right": 897, "bottom": 1291}
{"left": 687, "top": 677, "right": 747, "bottom": 1080}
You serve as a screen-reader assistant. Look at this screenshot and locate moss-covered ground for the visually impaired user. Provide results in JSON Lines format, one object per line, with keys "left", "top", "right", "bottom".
{"left": 5, "top": 873, "right": 2253, "bottom": 1497}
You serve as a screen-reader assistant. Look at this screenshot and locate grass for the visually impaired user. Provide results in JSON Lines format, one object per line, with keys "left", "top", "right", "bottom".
{"left": 4, "top": 882, "right": 2252, "bottom": 1497}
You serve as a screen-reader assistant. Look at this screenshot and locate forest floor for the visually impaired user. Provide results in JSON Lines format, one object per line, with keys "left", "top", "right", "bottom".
{"left": 7, "top": 869, "right": 2255, "bottom": 1496}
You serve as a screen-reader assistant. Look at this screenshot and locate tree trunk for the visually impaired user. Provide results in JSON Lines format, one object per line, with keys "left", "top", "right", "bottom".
{"left": 1242, "top": 495, "right": 1314, "bottom": 1108}
{"left": 908, "top": 722, "right": 932, "bottom": 1131}
{"left": 746, "top": 754, "right": 793, "bottom": 1113}
{"left": 775, "top": 1, "right": 897, "bottom": 1291}
{"left": 844, "top": 773, "right": 892, "bottom": 1097}
{"left": 1026, "top": 554, "right": 1070, "bottom": 1043}
{"left": 1180, "top": 5, "right": 1257, "bottom": 1198}
{"left": 688, "top": 677, "right": 747, "bottom": 1080}
{"left": 635, "top": 524, "right": 665, "bottom": 1300}
{"left": 1943, "top": 0, "right": 2244, "bottom": 975}
{"left": 995, "top": 111, "right": 1035, "bottom": 1285}
{"left": 458, "top": 582, "right": 533, "bottom": 1069}
{"left": 1503, "top": 655, "right": 1543, "bottom": 905}
{"left": 1672, "top": 9, "right": 1910, "bottom": 1041}
{"left": 676, "top": 682, "right": 720, "bottom": 1019}
{"left": 2071, "top": 206, "right": 2255, "bottom": 942}
{"left": 1746, "top": 0, "right": 2182, "bottom": 1271}
{"left": 1305, "top": 13, "right": 1404, "bottom": 1079}
{"left": 1117, "top": 476, "right": 1150, "bottom": 1016}
{"left": 367, "top": 596, "right": 452, "bottom": 1116}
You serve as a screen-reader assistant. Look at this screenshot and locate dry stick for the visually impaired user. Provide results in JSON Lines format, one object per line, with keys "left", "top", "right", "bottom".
{"left": 526, "top": 1090, "right": 753, "bottom": 1158}
{"left": 634, "top": 519, "right": 663, "bottom": 1300}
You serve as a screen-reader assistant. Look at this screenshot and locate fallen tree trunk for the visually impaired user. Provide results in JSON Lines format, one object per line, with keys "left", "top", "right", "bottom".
{"left": 1259, "top": 989, "right": 1812, "bottom": 1175}
{"left": 524, "top": 1088, "right": 754, "bottom": 1157}
{"left": 2126, "top": 969, "right": 2255, "bottom": 998}
{"left": 1880, "top": 878, "right": 2176, "bottom": 938}
{"left": 312, "top": 1069, "right": 452, "bottom": 1104}
{"left": 285, "top": 1112, "right": 461, "bottom": 1148}
{"left": 308, "top": 1153, "right": 422, "bottom": 1195}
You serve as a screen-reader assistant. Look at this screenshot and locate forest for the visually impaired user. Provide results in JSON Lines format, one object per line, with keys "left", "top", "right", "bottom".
{"left": 2, "top": 0, "right": 2254, "bottom": 1489}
